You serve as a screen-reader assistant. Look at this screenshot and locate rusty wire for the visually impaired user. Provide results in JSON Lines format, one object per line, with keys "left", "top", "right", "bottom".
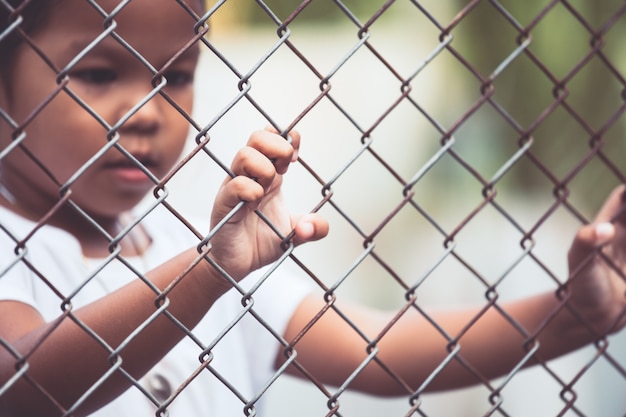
{"left": 1, "top": 0, "right": 626, "bottom": 416}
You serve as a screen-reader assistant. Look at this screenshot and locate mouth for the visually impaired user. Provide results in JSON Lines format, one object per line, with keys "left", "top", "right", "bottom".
{"left": 106, "top": 155, "right": 155, "bottom": 169}
{"left": 103, "top": 154, "right": 158, "bottom": 185}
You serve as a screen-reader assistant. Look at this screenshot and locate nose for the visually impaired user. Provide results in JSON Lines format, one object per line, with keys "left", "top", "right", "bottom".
{"left": 117, "top": 85, "right": 163, "bottom": 137}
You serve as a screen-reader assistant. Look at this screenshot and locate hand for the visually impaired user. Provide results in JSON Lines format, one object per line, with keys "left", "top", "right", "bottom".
{"left": 567, "top": 185, "right": 626, "bottom": 335}
{"left": 208, "top": 128, "right": 328, "bottom": 282}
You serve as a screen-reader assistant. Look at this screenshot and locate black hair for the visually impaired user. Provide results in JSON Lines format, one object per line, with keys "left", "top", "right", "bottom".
{"left": 0, "top": 0, "right": 56, "bottom": 66}
{"left": 0, "top": 0, "right": 205, "bottom": 70}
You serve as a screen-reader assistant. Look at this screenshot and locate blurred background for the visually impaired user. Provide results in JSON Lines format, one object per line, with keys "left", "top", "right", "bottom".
{"left": 166, "top": 0, "right": 626, "bottom": 415}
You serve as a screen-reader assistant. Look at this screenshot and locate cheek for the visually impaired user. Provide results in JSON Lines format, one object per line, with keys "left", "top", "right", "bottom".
{"left": 173, "top": 90, "right": 194, "bottom": 119}
{"left": 21, "top": 98, "right": 106, "bottom": 178}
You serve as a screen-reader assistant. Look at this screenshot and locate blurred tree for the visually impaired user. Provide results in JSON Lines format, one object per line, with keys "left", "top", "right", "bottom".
{"left": 448, "top": 0, "right": 626, "bottom": 207}
{"left": 204, "top": 0, "right": 626, "bottom": 209}
{"left": 206, "top": 0, "right": 397, "bottom": 26}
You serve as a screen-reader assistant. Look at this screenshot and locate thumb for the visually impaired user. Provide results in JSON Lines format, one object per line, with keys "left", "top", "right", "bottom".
{"left": 291, "top": 213, "right": 329, "bottom": 246}
{"left": 593, "top": 185, "right": 626, "bottom": 225}
{"left": 593, "top": 222, "right": 616, "bottom": 245}
{"left": 568, "top": 222, "right": 615, "bottom": 268}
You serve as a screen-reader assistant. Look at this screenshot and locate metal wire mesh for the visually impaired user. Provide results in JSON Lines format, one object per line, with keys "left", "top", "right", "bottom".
{"left": 1, "top": 0, "right": 626, "bottom": 416}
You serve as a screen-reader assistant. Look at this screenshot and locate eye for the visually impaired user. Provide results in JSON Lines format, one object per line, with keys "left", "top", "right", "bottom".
{"left": 71, "top": 68, "right": 117, "bottom": 85}
{"left": 163, "top": 70, "right": 194, "bottom": 87}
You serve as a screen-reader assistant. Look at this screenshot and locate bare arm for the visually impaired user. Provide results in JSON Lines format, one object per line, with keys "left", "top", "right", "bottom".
{"left": 0, "top": 129, "right": 328, "bottom": 417}
{"left": 0, "top": 248, "right": 226, "bottom": 416}
{"left": 279, "top": 185, "right": 626, "bottom": 396}
{"left": 279, "top": 291, "right": 591, "bottom": 396}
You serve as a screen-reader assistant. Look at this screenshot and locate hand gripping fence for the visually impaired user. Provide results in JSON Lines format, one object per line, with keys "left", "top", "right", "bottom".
{"left": 1, "top": 1, "right": 626, "bottom": 416}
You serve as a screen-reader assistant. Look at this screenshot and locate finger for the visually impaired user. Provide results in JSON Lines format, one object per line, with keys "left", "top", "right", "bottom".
{"left": 291, "top": 213, "right": 329, "bottom": 246}
{"left": 286, "top": 130, "right": 301, "bottom": 162}
{"left": 263, "top": 127, "right": 301, "bottom": 162}
{"left": 213, "top": 176, "right": 265, "bottom": 221}
{"left": 248, "top": 129, "right": 296, "bottom": 175}
{"left": 567, "top": 185, "right": 625, "bottom": 273}
{"left": 230, "top": 146, "right": 276, "bottom": 192}
{"left": 570, "top": 185, "right": 626, "bottom": 259}
{"left": 592, "top": 184, "right": 626, "bottom": 225}
{"left": 568, "top": 222, "right": 615, "bottom": 268}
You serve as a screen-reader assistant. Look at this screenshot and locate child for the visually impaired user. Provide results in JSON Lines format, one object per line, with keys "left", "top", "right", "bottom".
{"left": 0, "top": 0, "right": 624, "bottom": 416}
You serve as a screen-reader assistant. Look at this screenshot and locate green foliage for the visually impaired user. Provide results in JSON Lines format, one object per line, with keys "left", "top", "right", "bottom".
{"left": 216, "top": 0, "right": 394, "bottom": 26}
{"left": 447, "top": 0, "right": 626, "bottom": 206}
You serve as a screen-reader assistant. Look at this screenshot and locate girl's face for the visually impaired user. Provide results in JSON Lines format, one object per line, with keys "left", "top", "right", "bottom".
{"left": 0, "top": 0, "right": 201, "bottom": 220}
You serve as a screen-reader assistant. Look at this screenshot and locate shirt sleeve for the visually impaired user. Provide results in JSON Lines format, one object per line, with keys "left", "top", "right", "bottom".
{"left": 0, "top": 216, "right": 89, "bottom": 319}
{"left": 0, "top": 227, "right": 37, "bottom": 307}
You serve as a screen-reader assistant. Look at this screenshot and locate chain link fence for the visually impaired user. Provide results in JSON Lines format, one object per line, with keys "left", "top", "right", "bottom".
{"left": 1, "top": 0, "right": 626, "bottom": 416}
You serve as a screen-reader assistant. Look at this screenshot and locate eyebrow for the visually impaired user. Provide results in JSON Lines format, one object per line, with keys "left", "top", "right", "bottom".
{"left": 64, "top": 36, "right": 200, "bottom": 71}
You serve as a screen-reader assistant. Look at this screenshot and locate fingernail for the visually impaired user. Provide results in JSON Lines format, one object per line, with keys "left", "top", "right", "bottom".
{"left": 595, "top": 222, "right": 614, "bottom": 243}
{"left": 299, "top": 221, "right": 314, "bottom": 237}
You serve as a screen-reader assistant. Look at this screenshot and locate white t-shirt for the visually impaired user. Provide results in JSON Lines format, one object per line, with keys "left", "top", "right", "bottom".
{"left": 0, "top": 204, "right": 312, "bottom": 416}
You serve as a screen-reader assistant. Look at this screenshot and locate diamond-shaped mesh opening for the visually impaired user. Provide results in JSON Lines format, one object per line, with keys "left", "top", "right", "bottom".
{"left": 1, "top": 1, "right": 626, "bottom": 416}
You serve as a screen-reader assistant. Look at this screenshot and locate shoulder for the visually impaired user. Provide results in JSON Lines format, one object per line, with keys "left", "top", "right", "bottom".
{"left": 0, "top": 206, "right": 85, "bottom": 314}
{"left": 0, "top": 205, "right": 82, "bottom": 265}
